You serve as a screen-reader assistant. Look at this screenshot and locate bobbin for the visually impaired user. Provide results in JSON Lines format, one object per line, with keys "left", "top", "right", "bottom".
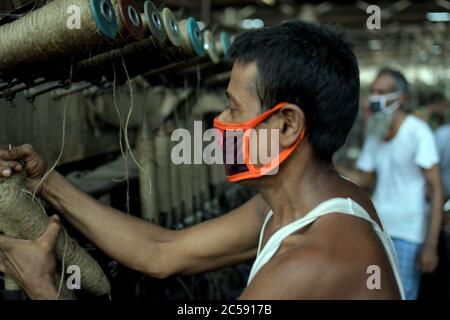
{"left": 185, "top": 17, "right": 205, "bottom": 57}
{"left": 219, "top": 32, "right": 231, "bottom": 57}
{"left": 204, "top": 30, "right": 220, "bottom": 64}
{"left": 142, "top": 0, "right": 166, "bottom": 43}
{"left": 89, "top": 0, "right": 119, "bottom": 40}
{"left": 161, "top": 8, "right": 182, "bottom": 47}
{"left": 0, "top": 0, "right": 119, "bottom": 78}
{"left": 111, "top": 0, "right": 145, "bottom": 42}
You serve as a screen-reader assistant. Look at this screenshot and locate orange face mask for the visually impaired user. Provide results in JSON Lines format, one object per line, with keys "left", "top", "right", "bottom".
{"left": 213, "top": 102, "right": 305, "bottom": 183}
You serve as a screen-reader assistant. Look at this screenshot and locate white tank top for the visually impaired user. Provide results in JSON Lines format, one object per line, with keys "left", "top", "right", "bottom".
{"left": 247, "top": 197, "right": 405, "bottom": 299}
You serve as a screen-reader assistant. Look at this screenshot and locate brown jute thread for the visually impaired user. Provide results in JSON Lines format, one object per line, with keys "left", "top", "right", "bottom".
{"left": 71, "top": 18, "right": 198, "bottom": 82}
{"left": 0, "top": 174, "right": 111, "bottom": 296}
{"left": 112, "top": 61, "right": 131, "bottom": 213}
{"left": 0, "top": 0, "right": 116, "bottom": 77}
{"left": 120, "top": 56, "right": 154, "bottom": 218}
{"left": 1, "top": 192, "right": 75, "bottom": 300}
{"left": 33, "top": 61, "right": 73, "bottom": 199}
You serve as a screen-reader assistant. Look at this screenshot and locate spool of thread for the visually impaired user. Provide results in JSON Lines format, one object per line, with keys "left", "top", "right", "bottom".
{"left": 168, "top": 132, "right": 182, "bottom": 224}
{"left": 160, "top": 8, "right": 182, "bottom": 47}
{"left": 0, "top": 0, "right": 119, "bottom": 78}
{"left": 141, "top": 0, "right": 166, "bottom": 43}
{"left": 177, "top": 17, "right": 205, "bottom": 58}
{"left": 1, "top": 230, "right": 76, "bottom": 299}
{"left": 216, "top": 32, "right": 231, "bottom": 58}
{"left": 204, "top": 30, "right": 220, "bottom": 64}
{"left": 110, "top": 0, "right": 145, "bottom": 44}
{"left": 137, "top": 130, "right": 159, "bottom": 222}
{"left": 192, "top": 164, "right": 202, "bottom": 212}
{"left": 166, "top": 121, "right": 182, "bottom": 223}
{"left": 180, "top": 163, "right": 194, "bottom": 219}
{"left": 0, "top": 174, "right": 111, "bottom": 296}
{"left": 4, "top": 276, "right": 20, "bottom": 291}
{"left": 209, "top": 163, "right": 226, "bottom": 188}
{"left": 154, "top": 129, "right": 172, "bottom": 219}
{"left": 72, "top": 16, "right": 202, "bottom": 83}
{"left": 200, "top": 163, "right": 210, "bottom": 204}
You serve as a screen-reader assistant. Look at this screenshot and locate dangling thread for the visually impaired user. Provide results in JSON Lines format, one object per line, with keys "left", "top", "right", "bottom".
{"left": 120, "top": 56, "right": 154, "bottom": 219}
{"left": 33, "top": 61, "right": 74, "bottom": 198}
{"left": 112, "top": 61, "right": 131, "bottom": 213}
{"left": 56, "top": 229, "right": 68, "bottom": 300}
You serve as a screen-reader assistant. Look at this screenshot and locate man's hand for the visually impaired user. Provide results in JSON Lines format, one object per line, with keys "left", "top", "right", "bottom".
{"left": 0, "top": 216, "right": 61, "bottom": 299}
{"left": 417, "top": 245, "right": 439, "bottom": 273}
{"left": 0, "top": 144, "right": 47, "bottom": 193}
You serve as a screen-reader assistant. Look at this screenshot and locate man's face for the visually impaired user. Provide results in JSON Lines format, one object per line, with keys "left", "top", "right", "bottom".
{"left": 429, "top": 98, "right": 448, "bottom": 126}
{"left": 370, "top": 74, "right": 397, "bottom": 97}
{"left": 218, "top": 62, "right": 262, "bottom": 123}
{"left": 366, "top": 74, "right": 402, "bottom": 140}
{"left": 217, "top": 62, "right": 284, "bottom": 185}
{"left": 429, "top": 99, "right": 448, "bottom": 116}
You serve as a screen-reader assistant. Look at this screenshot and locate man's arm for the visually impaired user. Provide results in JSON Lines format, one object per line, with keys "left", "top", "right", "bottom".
{"left": 43, "top": 171, "right": 267, "bottom": 278}
{"left": 419, "top": 164, "right": 444, "bottom": 273}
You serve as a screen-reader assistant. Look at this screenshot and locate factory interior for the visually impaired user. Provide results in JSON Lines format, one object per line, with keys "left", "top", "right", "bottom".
{"left": 0, "top": 0, "right": 449, "bottom": 302}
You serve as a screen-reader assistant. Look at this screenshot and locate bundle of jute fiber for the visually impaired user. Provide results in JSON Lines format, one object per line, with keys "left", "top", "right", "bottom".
{"left": 0, "top": 228, "right": 77, "bottom": 299}
{"left": 0, "top": 174, "right": 111, "bottom": 297}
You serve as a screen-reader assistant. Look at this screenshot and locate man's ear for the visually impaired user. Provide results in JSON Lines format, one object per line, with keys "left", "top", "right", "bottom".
{"left": 278, "top": 104, "right": 306, "bottom": 148}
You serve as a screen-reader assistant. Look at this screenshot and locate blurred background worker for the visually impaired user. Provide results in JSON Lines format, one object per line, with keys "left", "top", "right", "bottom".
{"left": 338, "top": 68, "right": 444, "bottom": 300}
{"left": 416, "top": 92, "right": 450, "bottom": 298}
{"left": 418, "top": 93, "right": 450, "bottom": 201}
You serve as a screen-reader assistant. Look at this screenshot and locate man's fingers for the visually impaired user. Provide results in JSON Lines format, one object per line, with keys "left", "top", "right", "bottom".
{"left": 0, "top": 144, "right": 34, "bottom": 162}
{"left": 0, "top": 160, "right": 22, "bottom": 177}
{"left": 39, "top": 215, "right": 62, "bottom": 250}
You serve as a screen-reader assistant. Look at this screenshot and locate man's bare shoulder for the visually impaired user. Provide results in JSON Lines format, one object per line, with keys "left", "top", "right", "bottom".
{"left": 240, "top": 216, "right": 400, "bottom": 300}
{"left": 240, "top": 241, "right": 359, "bottom": 299}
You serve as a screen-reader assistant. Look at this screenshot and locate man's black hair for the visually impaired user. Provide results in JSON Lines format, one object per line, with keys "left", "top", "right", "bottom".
{"left": 426, "top": 91, "right": 447, "bottom": 106}
{"left": 375, "top": 67, "right": 410, "bottom": 111}
{"left": 228, "top": 20, "right": 360, "bottom": 160}
{"left": 376, "top": 67, "right": 410, "bottom": 94}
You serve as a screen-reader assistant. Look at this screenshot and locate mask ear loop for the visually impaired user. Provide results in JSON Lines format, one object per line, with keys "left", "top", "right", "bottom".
{"left": 215, "top": 127, "right": 224, "bottom": 150}
{"left": 213, "top": 102, "right": 289, "bottom": 130}
{"left": 380, "top": 95, "right": 387, "bottom": 112}
{"left": 243, "top": 126, "right": 306, "bottom": 177}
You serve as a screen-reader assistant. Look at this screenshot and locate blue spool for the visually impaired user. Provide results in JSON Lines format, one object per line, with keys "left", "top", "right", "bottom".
{"left": 89, "top": 0, "right": 118, "bottom": 40}
{"left": 187, "top": 17, "right": 205, "bottom": 57}
{"left": 220, "top": 32, "right": 231, "bottom": 57}
{"left": 144, "top": 0, "right": 166, "bottom": 43}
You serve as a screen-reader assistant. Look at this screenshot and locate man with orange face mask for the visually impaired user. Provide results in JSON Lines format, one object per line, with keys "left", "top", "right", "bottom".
{"left": 0, "top": 21, "right": 404, "bottom": 299}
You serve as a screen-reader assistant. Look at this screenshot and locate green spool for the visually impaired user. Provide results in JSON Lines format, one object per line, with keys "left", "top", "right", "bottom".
{"left": 161, "top": 8, "right": 182, "bottom": 47}
{"left": 204, "top": 30, "right": 219, "bottom": 64}
{"left": 187, "top": 17, "right": 205, "bottom": 57}
{"left": 143, "top": 0, "right": 166, "bottom": 43}
{"left": 89, "top": 0, "right": 118, "bottom": 40}
{"left": 220, "top": 32, "right": 231, "bottom": 57}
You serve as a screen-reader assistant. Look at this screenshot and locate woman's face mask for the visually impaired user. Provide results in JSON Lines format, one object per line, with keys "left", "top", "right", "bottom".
{"left": 213, "top": 102, "right": 305, "bottom": 183}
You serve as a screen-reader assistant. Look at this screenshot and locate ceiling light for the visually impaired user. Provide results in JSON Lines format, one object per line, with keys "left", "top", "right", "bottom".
{"left": 426, "top": 12, "right": 450, "bottom": 22}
